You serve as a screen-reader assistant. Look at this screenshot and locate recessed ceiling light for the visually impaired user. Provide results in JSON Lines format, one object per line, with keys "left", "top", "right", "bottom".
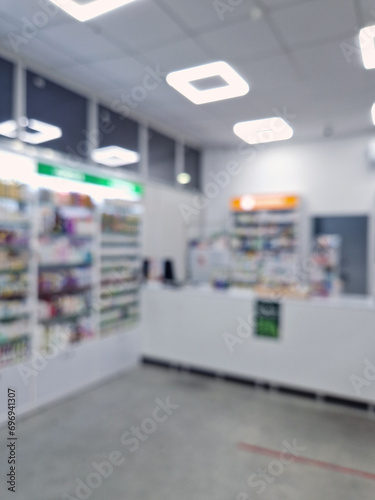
{"left": 22, "top": 119, "right": 62, "bottom": 144}
{"left": 0, "top": 118, "right": 62, "bottom": 144}
{"left": 166, "top": 61, "right": 249, "bottom": 105}
{"left": 371, "top": 103, "right": 375, "bottom": 125}
{"left": 177, "top": 172, "right": 191, "bottom": 185}
{"left": 359, "top": 25, "right": 375, "bottom": 69}
{"left": 91, "top": 146, "right": 140, "bottom": 167}
{"left": 233, "top": 117, "right": 293, "bottom": 145}
{"left": 48, "top": 0, "right": 136, "bottom": 22}
{"left": 0, "top": 120, "right": 18, "bottom": 139}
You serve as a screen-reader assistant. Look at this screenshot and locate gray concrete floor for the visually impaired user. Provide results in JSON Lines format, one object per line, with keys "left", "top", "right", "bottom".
{"left": 1, "top": 364, "right": 375, "bottom": 500}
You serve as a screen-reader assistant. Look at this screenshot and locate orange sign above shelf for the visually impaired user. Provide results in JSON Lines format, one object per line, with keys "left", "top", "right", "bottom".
{"left": 230, "top": 194, "right": 300, "bottom": 212}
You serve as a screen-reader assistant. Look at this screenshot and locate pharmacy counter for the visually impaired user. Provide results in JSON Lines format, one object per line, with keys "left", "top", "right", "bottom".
{"left": 142, "top": 286, "right": 375, "bottom": 405}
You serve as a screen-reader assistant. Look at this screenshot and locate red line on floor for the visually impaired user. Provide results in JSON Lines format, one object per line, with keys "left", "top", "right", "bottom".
{"left": 238, "top": 442, "right": 375, "bottom": 482}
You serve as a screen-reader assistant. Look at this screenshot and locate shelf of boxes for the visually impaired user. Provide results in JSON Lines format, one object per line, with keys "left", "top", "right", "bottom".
{"left": 99, "top": 201, "right": 141, "bottom": 337}
{"left": 37, "top": 190, "right": 96, "bottom": 352}
{"left": 309, "top": 234, "right": 342, "bottom": 297}
{"left": 0, "top": 182, "right": 32, "bottom": 367}
{"left": 230, "top": 199, "right": 301, "bottom": 296}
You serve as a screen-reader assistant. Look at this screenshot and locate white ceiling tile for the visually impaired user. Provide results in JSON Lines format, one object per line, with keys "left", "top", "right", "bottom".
{"left": 0, "top": 36, "right": 77, "bottom": 70}
{"left": 87, "top": 56, "right": 154, "bottom": 89}
{"left": 194, "top": 17, "right": 282, "bottom": 64}
{"left": 155, "top": 0, "right": 226, "bottom": 30}
{"left": 0, "top": 17, "right": 19, "bottom": 42}
{"left": 142, "top": 38, "right": 212, "bottom": 73}
{"left": 103, "top": 81, "right": 181, "bottom": 114}
{"left": 156, "top": 0, "right": 260, "bottom": 31}
{"left": 359, "top": 0, "right": 375, "bottom": 26}
{"left": 240, "top": 53, "right": 299, "bottom": 91}
{"left": 261, "top": 0, "right": 312, "bottom": 10}
{"left": 39, "top": 22, "right": 124, "bottom": 64}
{"left": 0, "top": 0, "right": 70, "bottom": 30}
{"left": 95, "top": 1, "right": 186, "bottom": 53}
{"left": 292, "top": 39, "right": 364, "bottom": 82}
{"left": 269, "top": 0, "right": 357, "bottom": 48}
{"left": 54, "top": 64, "right": 117, "bottom": 93}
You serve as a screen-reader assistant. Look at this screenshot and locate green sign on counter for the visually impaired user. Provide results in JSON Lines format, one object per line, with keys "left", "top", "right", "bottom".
{"left": 37, "top": 163, "right": 144, "bottom": 198}
{"left": 255, "top": 300, "right": 280, "bottom": 339}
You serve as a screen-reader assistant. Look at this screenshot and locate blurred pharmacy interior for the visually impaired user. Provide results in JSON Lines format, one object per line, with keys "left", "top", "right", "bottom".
{"left": 0, "top": 1, "right": 375, "bottom": 499}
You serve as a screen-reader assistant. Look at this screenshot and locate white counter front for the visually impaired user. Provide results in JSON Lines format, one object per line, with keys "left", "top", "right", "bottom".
{"left": 0, "top": 326, "right": 141, "bottom": 426}
{"left": 142, "top": 286, "right": 375, "bottom": 405}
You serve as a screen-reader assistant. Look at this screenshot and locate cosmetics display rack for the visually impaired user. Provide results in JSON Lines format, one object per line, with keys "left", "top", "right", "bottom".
{"left": 99, "top": 200, "right": 141, "bottom": 337}
{"left": 37, "top": 190, "right": 96, "bottom": 352}
{"left": 231, "top": 205, "right": 301, "bottom": 294}
{"left": 0, "top": 181, "right": 31, "bottom": 367}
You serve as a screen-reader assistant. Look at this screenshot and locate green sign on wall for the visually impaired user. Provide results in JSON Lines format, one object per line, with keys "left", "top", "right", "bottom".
{"left": 255, "top": 300, "right": 280, "bottom": 339}
{"left": 37, "top": 163, "right": 144, "bottom": 198}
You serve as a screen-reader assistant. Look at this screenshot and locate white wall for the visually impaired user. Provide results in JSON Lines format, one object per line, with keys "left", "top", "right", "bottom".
{"left": 142, "top": 182, "right": 202, "bottom": 281}
{"left": 201, "top": 134, "right": 375, "bottom": 231}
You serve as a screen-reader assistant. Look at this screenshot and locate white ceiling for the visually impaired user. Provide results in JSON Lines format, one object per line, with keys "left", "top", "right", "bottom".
{"left": 0, "top": 0, "right": 374, "bottom": 147}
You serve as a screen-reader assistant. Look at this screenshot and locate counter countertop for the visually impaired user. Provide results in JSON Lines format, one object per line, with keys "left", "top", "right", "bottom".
{"left": 143, "top": 283, "right": 375, "bottom": 310}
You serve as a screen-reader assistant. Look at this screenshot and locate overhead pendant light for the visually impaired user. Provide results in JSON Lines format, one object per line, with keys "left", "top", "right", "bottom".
{"left": 0, "top": 118, "right": 62, "bottom": 144}
{"left": 359, "top": 25, "right": 375, "bottom": 69}
{"left": 177, "top": 172, "right": 191, "bottom": 185}
{"left": 48, "top": 0, "right": 136, "bottom": 22}
{"left": 91, "top": 146, "right": 140, "bottom": 167}
{"left": 166, "top": 61, "right": 249, "bottom": 105}
{"left": 233, "top": 117, "right": 293, "bottom": 145}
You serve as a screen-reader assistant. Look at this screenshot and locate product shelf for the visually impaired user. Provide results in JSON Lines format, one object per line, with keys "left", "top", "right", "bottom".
{"left": 99, "top": 201, "right": 141, "bottom": 337}
{"left": 37, "top": 189, "right": 97, "bottom": 351}
{"left": 39, "top": 310, "right": 91, "bottom": 326}
{"left": 0, "top": 180, "right": 32, "bottom": 368}
{"left": 230, "top": 195, "right": 301, "bottom": 292}
{"left": 0, "top": 313, "right": 30, "bottom": 323}
{"left": 39, "top": 262, "right": 92, "bottom": 271}
{"left": 39, "top": 285, "right": 92, "bottom": 299}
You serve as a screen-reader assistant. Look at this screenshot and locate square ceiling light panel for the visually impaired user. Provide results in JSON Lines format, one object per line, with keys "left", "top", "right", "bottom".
{"left": 166, "top": 61, "right": 249, "bottom": 105}
{"left": 234, "top": 117, "right": 293, "bottom": 145}
{"left": 359, "top": 25, "right": 375, "bottom": 69}
{"left": 91, "top": 146, "right": 140, "bottom": 167}
{"left": 49, "top": 0, "right": 136, "bottom": 22}
{"left": 0, "top": 118, "right": 62, "bottom": 144}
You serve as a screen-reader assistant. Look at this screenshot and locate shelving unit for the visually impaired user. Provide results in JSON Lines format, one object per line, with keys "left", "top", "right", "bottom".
{"left": 309, "top": 234, "right": 342, "bottom": 297}
{"left": 37, "top": 190, "right": 96, "bottom": 352}
{"left": 0, "top": 182, "right": 32, "bottom": 367}
{"left": 99, "top": 200, "right": 142, "bottom": 337}
{"left": 230, "top": 194, "right": 302, "bottom": 296}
